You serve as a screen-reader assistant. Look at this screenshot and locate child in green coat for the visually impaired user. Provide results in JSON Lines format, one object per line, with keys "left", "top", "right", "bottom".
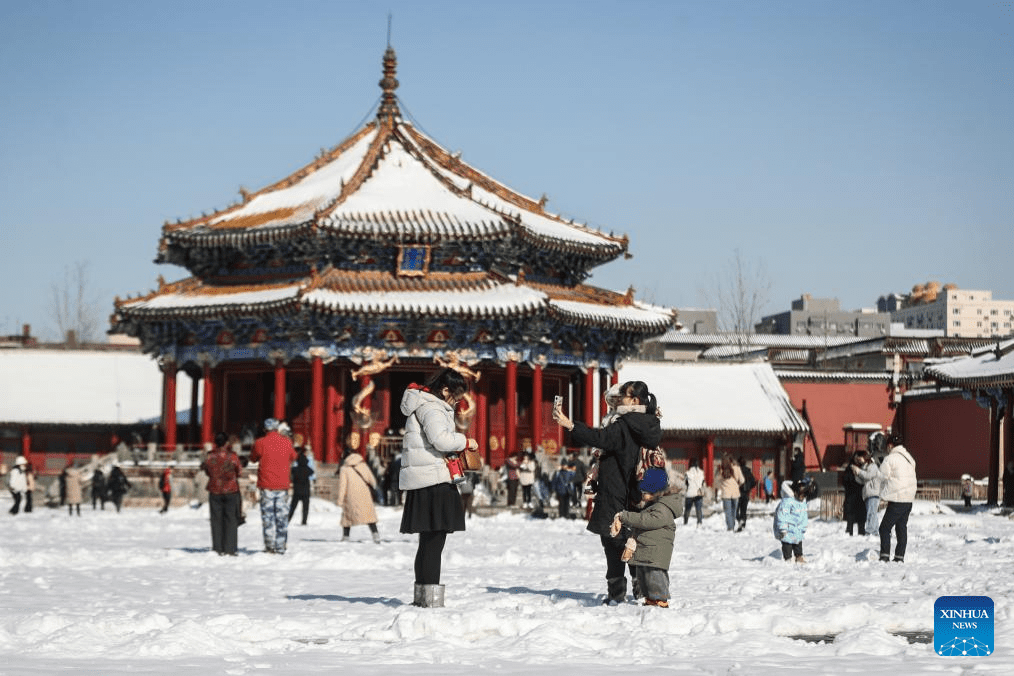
{"left": 611, "top": 468, "right": 682, "bottom": 607}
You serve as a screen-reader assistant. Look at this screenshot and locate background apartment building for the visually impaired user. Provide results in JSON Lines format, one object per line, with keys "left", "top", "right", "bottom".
{"left": 756, "top": 294, "right": 890, "bottom": 337}
{"left": 890, "top": 287, "right": 1014, "bottom": 338}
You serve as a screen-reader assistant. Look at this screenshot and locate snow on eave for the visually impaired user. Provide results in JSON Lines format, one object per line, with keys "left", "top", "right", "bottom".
{"left": 300, "top": 282, "right": 547, "bottom": 318}
{"left": 923, "top": 338, "right": 1014, "bottom": 387}
{"left": 619, "top": 361, "right": 809, "bottom": 435}
{"left": 549, "top": 299, "right": 675, "bottom": 332}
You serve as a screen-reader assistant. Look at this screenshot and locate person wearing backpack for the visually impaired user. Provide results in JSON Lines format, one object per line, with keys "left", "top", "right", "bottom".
{"left": 553, "top": 380, "right": 662, "bottom": 605}
{"left": 736, "top": 457, "right": 756, "bottom": 531}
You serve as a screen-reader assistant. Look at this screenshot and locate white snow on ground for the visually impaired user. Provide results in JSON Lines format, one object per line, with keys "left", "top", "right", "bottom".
{"left": 1, "top": 497, "right": 1011, "bottom": 675}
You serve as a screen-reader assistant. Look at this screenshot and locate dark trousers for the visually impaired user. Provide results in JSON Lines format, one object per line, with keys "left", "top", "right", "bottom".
{"left": 879, "top": 501, "right": 912, "bottom": 560}
{"left": 8, "top": 491, "right": 21, "bottom": 514}
{"left": 25, "top": 491, "right": 33, "bottom": 513}
{"left": 415, "top": 531, "right": 448, "bottom": 585}
{"left": 684, "top": 495, "right": 703, "bottom": 524}
{"left": 288, "top": 491, "right": 310, "bottom": 524}
{"left": 506, "top": 479, "right": 519, "bottom": 506}
{"left": 737, "top": 493, "right": 750, "bottom": 524}
{"left": 600, "top": 534, "right": 635, "bottom": 581}
{"left": 209, "top": 492, "right": 240, "bottom": 555}
{"left": 557, "top": 493, "right": 571, "bottom": 519}
{"left": 781, "top": 541, "right": 803, "bottom": 560}
{"left": 159, "top": 491, "right": 171, "bottom": 513}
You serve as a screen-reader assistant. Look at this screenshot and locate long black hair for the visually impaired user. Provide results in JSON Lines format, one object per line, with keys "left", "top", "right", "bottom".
{"left": 425, "top": 368, "right": 468, "bottom": 399}
{"left": 619, "top": 380, "right": 657, "bottom": 416}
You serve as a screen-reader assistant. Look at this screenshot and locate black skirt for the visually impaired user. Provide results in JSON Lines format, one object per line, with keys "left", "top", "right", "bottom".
{"left": 400, "top": 482, "right": 466, "bottom": 534}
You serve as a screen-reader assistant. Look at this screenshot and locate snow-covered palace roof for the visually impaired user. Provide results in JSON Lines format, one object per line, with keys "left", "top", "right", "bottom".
{"left": 0, "top": 350, "right": 192, "bottom": 425}
{"left": 619, "top": 361, "right": 809, "bottom": 437}
{"left": 115, "top": 47, "right": 675, "bottom": 344}
{"left": 924, "top": 338, "right": 1014, "bottom": 388}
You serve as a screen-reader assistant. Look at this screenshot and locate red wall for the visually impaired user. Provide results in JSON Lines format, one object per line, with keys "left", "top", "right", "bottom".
{"left": 780, "top": 381, "right": 896, "bottom": 470}
{"left": 901, "top": 393, "right": 991, "bottom": 480}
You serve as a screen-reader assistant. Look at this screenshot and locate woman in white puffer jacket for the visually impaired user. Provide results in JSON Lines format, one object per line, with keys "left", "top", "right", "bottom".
{"left": 399, "top": 368, "right": 478, "bottom": 608}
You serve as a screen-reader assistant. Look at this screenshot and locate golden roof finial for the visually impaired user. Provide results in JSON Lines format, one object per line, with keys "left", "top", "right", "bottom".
{"left": 378, "top": 44, "right": 400, "bottom": 123}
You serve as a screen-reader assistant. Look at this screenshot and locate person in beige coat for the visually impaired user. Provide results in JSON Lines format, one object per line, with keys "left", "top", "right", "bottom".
{"left": 715, "top": 456, "right": 744, "bottom": 531}
{"left": 63, "top": 463, "right": 83, "bottom": 516}
{"left": 337, "top": 451, "right": 380, "bottom": 543}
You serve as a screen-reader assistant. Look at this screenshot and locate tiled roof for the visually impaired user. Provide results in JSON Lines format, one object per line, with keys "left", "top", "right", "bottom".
{"left": 774, "top": 369, "right": 892, "bottom": 382}
{"left": 115, "top": 270, "right": 674, "bottom": 331}
{"left": 160, "top": 106, "right": 626, "bottom": 259}
{"left": 923, "top": 338, "right": 1014, "bottom": 387}
{"left": 619, "top": 361, "right": 809, "bottom": 436}
{"left": 653, "top": 331, "right": 864, "bottom": 348}
{"left": 0, "top": 350, "right": 190, "bottom": 425}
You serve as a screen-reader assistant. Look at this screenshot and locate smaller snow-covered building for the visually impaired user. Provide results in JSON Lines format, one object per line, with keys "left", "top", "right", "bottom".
{"left": 920, "top": 338, "right": 1014, "bottom": 503}
{"left": 0, "top": 349, "right": 194, "bottom": 474}
{"left": 618, "top": 361, "right": 809, "bottom": 488}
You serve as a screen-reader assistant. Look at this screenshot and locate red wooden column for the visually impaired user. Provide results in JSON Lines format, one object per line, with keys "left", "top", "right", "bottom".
{"left": 189, "top": 376, "right": 200, "bottom": 446}
{"left": 1006, "top": 387, "right": 1014, "bottom": 505}
{"left": 532, "top": 363, "right": 543, "bottom": 452}
{"left": 21, "top": 429, "right": 32, "bottom": 464}
{"left": 476, "top": 368, "right": 489, "bottom": 463}
{"left": 506, "top": 359, "right": 518, "bottom": 455}
{"left": 583, "top": 366, "right": 595, "bottom": 427}
{"left": 310, "top": 355, "right": 324, "bottom": 459}
{"left": 273, "top": 360, "right": 286, "bottom": 422}
{"left": 201, "top": 363, "right": 214, "bottom": 448}
{"left": 988, "top": 399, "right": 1002, "bottom": 505}
{"left": 163, "top": 362, "right": 177, "bottom": 452}
{"left": 325, "top": 367, "right": 340, "bottom": 464}
{"left": 705, "top": 436, "right": 715, "bottom": 487}
{"left": 358, "top": 375, "right": 371, "bottom": 456}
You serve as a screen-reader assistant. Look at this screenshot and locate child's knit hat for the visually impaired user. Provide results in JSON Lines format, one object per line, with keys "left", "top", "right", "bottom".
{"left": 638, "top": 467, "right": 669, "bottom": 495}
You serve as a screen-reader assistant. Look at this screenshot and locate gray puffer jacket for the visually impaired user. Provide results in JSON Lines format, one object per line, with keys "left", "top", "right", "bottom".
{"left": 399, "top": 387, "right": 467, "bottom": 491}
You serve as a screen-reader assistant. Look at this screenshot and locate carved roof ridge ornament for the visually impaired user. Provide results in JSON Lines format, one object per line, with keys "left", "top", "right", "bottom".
{"left": 378, "top": 46, "right": 400, "bottom": 124}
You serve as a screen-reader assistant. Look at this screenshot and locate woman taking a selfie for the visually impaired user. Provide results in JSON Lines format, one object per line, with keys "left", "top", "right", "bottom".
{"left": 553, "top": 380, "right": 662, "bottom": 605}
{"left": 399, "top": 368, "right": 478, "bottom": 608}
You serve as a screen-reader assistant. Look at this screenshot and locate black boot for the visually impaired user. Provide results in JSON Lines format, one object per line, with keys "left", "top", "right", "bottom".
{"left": 604, "top": 577, "right": 627, "bottom": 605}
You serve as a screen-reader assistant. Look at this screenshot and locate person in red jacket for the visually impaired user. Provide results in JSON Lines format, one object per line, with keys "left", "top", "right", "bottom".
{"left": 158, "top": 467, "right": 173, "bottom": 514}
{"left": 250, "top": 418, "right": 297, "bottom": 554}
{"left": 201, "top": 432, "right": 243, "bottom": 555}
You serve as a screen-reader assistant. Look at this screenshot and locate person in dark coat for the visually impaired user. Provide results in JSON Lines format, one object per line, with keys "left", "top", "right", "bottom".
{"left": 736, "top": 457, "right": 756, "bottom": 531}
{"left": 288, "top": 449, "right": 313, "bottom": 525}
{"left": 107, "top": 465, "right": 132, "bottom": 512}
{"left": 842, "top": 452, "right": 867, "bottom": 535}
{"left": 791, "top": 447, "right": 806, "bottom": 484}
{"left": 91, "top": 468, "right": 107, "bottom": 510}
{"left": 553, "top": 380, "right": 662, "bottom": 605}
{"left": 1003, "top": 460, "right": 1014, "bottom": 508}
{"left": 201, "top": 432, "right": 242, "bottom": 555}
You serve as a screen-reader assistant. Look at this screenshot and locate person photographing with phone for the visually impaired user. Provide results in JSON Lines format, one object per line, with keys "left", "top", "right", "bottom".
{"left": 552, "top": 381, "right": 662, "bottom": 605}
{"left": 399, "top": 368, "right": 479, "bottom": 607}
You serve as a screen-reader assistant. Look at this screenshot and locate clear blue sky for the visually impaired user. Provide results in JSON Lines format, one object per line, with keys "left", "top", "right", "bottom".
{"left": 1, "top": 0, "right": 1010, "bottom": 340}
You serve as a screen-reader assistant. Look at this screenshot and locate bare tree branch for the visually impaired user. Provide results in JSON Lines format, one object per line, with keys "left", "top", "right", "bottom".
{"left": 700, "top": 249, "right": 772, "bottom": 356}
{"left": 49, "top": 261, "right": 101, "bottom": 343}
